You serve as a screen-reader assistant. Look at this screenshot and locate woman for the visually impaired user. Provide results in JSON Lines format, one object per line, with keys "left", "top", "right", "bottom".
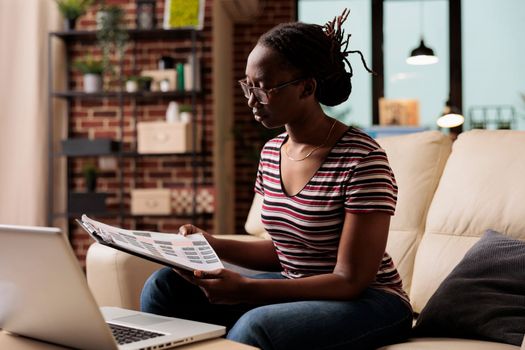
{"left": 141, "top": 10, "right": 412, "bottom": 350}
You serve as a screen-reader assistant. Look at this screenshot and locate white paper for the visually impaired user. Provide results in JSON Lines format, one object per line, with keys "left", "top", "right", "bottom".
{"left": 81, "top": 215, "right": 223, "bottom": 271}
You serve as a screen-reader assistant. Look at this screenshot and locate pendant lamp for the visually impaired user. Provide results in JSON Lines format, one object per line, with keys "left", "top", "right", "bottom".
{"left": 406, "top": 1, "right": 439, "bottom": 65}
{"left": 437, "top": 99, "right": 464, "bottom": 128}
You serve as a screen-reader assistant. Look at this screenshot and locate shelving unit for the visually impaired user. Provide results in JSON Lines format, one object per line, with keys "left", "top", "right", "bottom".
{"left": 47, "top": 28, "right": 208, "bottom": 237}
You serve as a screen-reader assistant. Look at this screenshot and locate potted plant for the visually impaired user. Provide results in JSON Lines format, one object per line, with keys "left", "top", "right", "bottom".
{"left": 125, "top": 76, "right": 140, "bottom": 93}
{"left": 179, "top": 104, "right": 193, "bottom": 123}
{"left": 82, "top": 162, "right": 98, "bottom": 192}
{"left": 125, "top": 76, "right": 153, "bottom": 93}
{"left": 96, "top": 3, "right": 128, "bottom": 90}
{"left": 73, "top": 55, "right": 104, "bottom": 93}
{"left": 55, "top": 0, "right": 93, "bottom": 30}
{"left": 138, "top": 76, "right": 153, "bottom": 91}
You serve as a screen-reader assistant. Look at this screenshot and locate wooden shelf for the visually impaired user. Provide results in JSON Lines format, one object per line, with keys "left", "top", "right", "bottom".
{"left": 52, "top": 90, "right": 203, "bottom": 100}
{"left": 54, "top": 150, "right": 210, "bottom": 159}
{"left": 120, "top": 151, "right": 210, "bottom": 158}
{"left": 50, "top": 28, "right": 202, "bottom": 42}
{"left": 47, "top": 24, "right": 209, "bottom": 232}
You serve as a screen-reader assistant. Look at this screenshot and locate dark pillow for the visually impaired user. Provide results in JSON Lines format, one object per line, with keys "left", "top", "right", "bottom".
{"left": 413, "top": 229, "right": 525, "bottom": 346}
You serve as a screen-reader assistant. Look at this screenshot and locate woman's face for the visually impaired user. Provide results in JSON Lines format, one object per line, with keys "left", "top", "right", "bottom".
{"left": 244, "top": 44, "right": 305, "bottom": 129}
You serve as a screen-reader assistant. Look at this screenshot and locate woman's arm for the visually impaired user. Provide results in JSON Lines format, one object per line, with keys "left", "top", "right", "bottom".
{"left": 193, "top": 211, "right": 391, "bottom": 304}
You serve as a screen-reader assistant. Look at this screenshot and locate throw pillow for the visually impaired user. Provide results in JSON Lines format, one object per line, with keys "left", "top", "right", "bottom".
{"left": 413, "top": 229, "right": 525, "bottom": 346}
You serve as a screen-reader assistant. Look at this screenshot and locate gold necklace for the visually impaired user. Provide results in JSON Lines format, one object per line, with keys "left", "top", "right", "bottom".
{"left": 284, "top": 119, "right": 337, "bottom": 162}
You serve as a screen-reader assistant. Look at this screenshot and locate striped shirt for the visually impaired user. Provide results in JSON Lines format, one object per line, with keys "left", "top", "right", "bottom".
{"left": 254, "top": 127, "right": 409, "bottom": 304}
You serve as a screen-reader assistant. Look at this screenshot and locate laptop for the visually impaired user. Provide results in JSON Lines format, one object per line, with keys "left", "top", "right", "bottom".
{"left": 0, "top": 224, "right": 225, "bottom": 350}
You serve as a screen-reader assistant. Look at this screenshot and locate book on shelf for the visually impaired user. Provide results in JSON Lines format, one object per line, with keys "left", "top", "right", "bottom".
{"left": 77, "top": 215, "right": 223, "bottom": 272}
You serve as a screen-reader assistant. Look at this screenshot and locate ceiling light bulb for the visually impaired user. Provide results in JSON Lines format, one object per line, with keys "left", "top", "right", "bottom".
{"left": 437, "top": 113, "right": 464, "bottom": 128}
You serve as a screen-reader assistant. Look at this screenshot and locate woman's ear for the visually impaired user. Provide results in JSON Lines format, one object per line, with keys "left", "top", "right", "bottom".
{"left": 301, "top": 78, "right": 316, "bottom": 98}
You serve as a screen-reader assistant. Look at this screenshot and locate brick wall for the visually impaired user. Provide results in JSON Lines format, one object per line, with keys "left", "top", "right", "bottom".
{"left": 232, "top": 1, "right": 296, "bottom": 235}
{"left": 62, "top": 0, "right": 295, "bottom": 265}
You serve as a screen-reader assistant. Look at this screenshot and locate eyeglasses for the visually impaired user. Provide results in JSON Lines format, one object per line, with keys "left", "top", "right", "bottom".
{"left": 238, "top": 77, "right": 305, "bottom": 105}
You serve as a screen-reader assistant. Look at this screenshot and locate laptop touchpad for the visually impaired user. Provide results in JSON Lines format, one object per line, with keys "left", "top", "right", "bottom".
{"left": 114, "top": 314, "right": 169, "bottom": 326}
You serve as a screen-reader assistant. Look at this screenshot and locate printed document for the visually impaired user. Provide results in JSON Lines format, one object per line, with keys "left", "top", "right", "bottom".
{"left": 78, "top": 215, "right": 223, "bottom": 271}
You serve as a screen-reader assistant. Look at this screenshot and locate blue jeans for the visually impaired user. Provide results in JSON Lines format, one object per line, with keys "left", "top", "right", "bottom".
{"left": 141, "top": 267, "right": 412, "bottom": 350}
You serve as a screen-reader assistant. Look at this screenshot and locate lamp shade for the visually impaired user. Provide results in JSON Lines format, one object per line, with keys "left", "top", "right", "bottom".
{"left": 437, "top": 102, "right": 464, "bottom": 128}
{"left": 406, "top": 39, "right": 439, "bottom": 65}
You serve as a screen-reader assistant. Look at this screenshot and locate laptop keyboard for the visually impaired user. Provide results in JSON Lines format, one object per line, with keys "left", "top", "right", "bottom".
{"left": 108, "top": 322, "right": 164, "bottom": 345}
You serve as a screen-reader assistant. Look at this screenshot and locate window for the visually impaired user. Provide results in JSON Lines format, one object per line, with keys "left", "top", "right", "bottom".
{"left": 462, "top": 0, "right": 525, "bottom": 130}
{"left": 299, "top": 0, "right": 525, "bottom": 131}
{"left": 383, "top": 0, "right": 449, "bottom": 129}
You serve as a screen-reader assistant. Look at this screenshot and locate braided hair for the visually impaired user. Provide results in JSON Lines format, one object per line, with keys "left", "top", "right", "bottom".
{"left": 258, "top": 9, "right": 373, "bottom": 107}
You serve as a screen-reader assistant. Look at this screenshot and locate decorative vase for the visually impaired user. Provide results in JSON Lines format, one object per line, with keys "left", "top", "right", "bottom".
{"left": 85, "top": 172, "right": 97, "bottom": 192}
{"left": 166, "top": 101, "right": 180, "bottom": 123}
{"left": 159, "top": 79, "right": 170, "bottom": 92}
{"left": 125, "top": 80, "right": 139, "bottom": 93}
{"left": 180, "top": 111, "right": 192, "bottom": 123}
{"left": 141, "top": 79, "right": 152, "bottom": 91}
{"left": 158, "top": 56, "right": 175, "bottom": 69}
{"left": 83, "top": 74, "right": 102, "bottom": 93}
{"left": 65, "top": 18, "right": 77, "bottom": 31}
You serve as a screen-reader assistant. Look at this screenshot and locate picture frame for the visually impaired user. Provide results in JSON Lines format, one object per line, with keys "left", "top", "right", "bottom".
{"left": 163, "top": 0, "right": 204, "bottom": 30}
{"left": 379, "top": 98, "right": 420, "bottom": 126}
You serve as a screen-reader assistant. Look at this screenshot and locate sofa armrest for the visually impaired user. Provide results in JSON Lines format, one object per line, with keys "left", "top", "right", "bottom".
{"left": 86, "top": 242, "right": 163, "bottom": 311}
{"left": 86, "top": 235, "right": 266, "bottom": 311}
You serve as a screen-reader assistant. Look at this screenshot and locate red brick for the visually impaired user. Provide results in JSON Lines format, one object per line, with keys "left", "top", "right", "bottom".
{"left": 93, "top": 110, "right": 118, "bottom": 118}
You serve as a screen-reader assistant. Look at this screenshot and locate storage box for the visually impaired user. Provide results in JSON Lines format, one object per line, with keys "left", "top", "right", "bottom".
{"left": 171, "top": 187, "right": 215, "bottom": 215}
{"left": 137, "top": 121, "right": 199, "bottom": 154}
{"left": 61, "top": 138, "right": 120, "bottom": 156}
{"left": 131, "top": 189, "right": 171, "bottom": 215}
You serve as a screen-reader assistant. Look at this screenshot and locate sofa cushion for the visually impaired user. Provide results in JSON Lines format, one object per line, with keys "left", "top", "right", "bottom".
{"left": 376, "top": 131, "right": 451, "bottom": 295}
{"left": 410, "top": 130, "right": 525, "bottom": 312}
{"left": 413, "top": 230, "right": 525, "bottom": 346}
{"left": 378, "top": 337, "right": 520, "bottom": 350}
{"left": 244, "top": 193, "right": 270, "bottom": 238}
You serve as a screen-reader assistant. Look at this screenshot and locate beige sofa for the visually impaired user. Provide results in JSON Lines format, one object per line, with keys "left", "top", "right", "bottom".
{"left": 86, "top": 130, "right": 525, "bottom": 349}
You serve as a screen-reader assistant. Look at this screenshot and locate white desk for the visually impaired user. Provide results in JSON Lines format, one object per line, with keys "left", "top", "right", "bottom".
{"left": 0, "top": 331, "right": 258, "bottom": 350}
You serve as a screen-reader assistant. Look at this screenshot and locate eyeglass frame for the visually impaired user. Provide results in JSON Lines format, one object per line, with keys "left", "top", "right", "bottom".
{"left": 238, "top": 77, "right": 306, "bottom": 105}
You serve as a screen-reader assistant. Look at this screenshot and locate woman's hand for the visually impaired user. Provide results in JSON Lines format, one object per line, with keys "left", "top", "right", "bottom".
{"left": 178, "top": 224, "right": 216, "bottom": 247}
{"left": 191, "top": 269, "right": 249, "bottom": 305}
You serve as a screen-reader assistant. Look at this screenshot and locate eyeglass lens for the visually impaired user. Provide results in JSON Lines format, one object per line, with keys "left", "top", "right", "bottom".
{"left": 240, "top": 82, "right": 269, "bottom": 104}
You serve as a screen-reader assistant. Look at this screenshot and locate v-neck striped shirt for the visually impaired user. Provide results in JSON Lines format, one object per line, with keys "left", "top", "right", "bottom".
{"left": 254, "top": 127, "right": 409, "bottom": 304}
